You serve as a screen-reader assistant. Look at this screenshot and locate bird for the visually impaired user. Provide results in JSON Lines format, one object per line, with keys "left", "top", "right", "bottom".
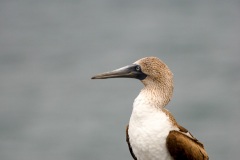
{"left": 91, "top": 56, "right": 209, "bottom": 160}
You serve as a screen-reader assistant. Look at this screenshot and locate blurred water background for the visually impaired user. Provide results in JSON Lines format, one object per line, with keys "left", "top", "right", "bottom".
{"left": 0, "top": 0, "right": 240, "bottom": 160}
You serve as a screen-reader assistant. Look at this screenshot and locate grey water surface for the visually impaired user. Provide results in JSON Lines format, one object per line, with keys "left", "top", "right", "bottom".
{"left": 0, "top": 0, "right": 240, "bottom": 160}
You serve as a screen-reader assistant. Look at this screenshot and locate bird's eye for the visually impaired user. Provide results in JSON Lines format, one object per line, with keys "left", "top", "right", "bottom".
{"left": 135, "top": 66, "right": 141, "bottom": 71}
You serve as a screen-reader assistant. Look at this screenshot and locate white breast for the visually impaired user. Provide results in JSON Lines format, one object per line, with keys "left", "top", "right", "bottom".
{"left": 128, "top": 93, "right": 175, "bottom": 160}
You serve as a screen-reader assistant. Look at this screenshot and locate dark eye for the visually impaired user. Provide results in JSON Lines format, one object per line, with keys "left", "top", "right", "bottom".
{"left": 135, "top": 65, "right": 141, "bottom": 71}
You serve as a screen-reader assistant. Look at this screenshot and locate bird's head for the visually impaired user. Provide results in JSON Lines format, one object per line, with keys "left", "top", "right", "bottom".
{"left": 92, "top": 57, "right": 173, "bottom": 87}
{"left": 92, "top": 56, "right": 174, "bottom": 106}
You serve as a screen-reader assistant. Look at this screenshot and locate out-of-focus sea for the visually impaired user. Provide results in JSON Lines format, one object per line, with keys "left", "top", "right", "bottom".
{"left": 0, "top": 0, "right": 239, "bottom": 160}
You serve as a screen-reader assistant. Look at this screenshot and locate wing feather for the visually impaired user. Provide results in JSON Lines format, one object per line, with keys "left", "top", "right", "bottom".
{"left": 166, "top": 130, "right": 209, "bottom": 160}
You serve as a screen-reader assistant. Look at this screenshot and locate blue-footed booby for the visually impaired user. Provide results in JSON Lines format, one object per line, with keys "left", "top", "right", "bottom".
{"left": 91, "top": 57, "right": 209, "bottom": 160}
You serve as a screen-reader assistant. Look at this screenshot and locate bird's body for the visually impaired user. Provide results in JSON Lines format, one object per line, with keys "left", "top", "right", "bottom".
{"left": 92, "top": 57, "right": 209, "bottom": 160}
{"left": 129, "top": 94, "right": 175, "bottom": 160}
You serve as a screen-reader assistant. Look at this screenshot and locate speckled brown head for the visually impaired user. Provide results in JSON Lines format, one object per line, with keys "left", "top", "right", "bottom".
{"left": 133, "top": 57, "right": 174, "bottom": 106}
{"left": 134, "top": 57, "right": 173, "bottom": 87}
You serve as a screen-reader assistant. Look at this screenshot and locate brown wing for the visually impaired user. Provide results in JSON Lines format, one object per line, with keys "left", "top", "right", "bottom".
{"left": 126, "top": 125, "right": 137, "bottom": 160}
{"left": 166, "top": 130, "right": 209, "bottom": 160}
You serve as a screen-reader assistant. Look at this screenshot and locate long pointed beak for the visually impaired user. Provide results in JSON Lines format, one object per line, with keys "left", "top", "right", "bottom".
{"left": 91, "top": 64, "right": 146, "bottom": 80}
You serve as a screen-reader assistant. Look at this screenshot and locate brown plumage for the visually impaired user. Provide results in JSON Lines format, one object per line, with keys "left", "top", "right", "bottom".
{"left": 166, "top": 130, "right": 209, "bottom": 160}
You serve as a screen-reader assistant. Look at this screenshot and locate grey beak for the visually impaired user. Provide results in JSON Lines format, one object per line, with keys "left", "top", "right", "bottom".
{"left": 91, "top": 64, "right": 147, "bottom": 80}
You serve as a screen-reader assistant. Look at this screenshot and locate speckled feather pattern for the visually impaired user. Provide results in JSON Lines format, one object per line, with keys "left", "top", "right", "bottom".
{"left": 134, "top": 57, "right": 174, "bottom": 107}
